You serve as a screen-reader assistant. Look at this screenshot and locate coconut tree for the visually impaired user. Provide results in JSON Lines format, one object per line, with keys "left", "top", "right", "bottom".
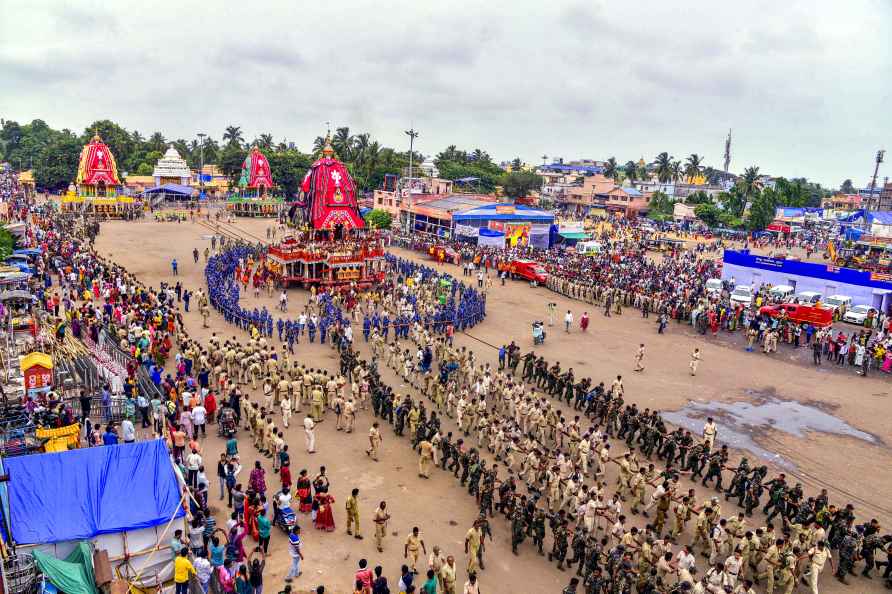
{"left": 740, "top": 166, "right": 762, "bottom": 197}
{"left": 603, "top": 157, "right": 618, "bottom": 180}
{"left": 670, "top": 160, "right": 683, "bottom": 183}
{"left": 655, "top": 152, "right": 673, "bottom": 183}
{"left": 624, "top": 160, "right": 639, "bottom": 182}
{"left": 684, "top": 153, "right": 704, "bottom": 182}
{"left": 223, "top": 126, "right": 244, "bottom": 147}
{"left": 256, "top": 133, "right": 274, "bottom": 151}
{"left": 148, "top": 132, "right": 166, "bottom": 152}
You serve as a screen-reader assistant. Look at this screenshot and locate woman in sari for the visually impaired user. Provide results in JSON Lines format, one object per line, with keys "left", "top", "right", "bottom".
{"left": 295, "top": 470, "right": 313, "bottom": 514}
{"left": 248, "top": 461, "right": 266, "bottom": 495}
{"left": 243, "top": 493, "right": 259, "bottom": 541}
{"left": 313, "top": 487, "right": 336, "bottom": 532}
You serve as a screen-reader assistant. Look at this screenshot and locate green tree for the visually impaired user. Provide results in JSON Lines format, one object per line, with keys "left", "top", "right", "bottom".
{"left": 219, "top": 143, "right": 248, "bottom": 184}
{"left": 684, "top": 153, "right": 704, "bottom": 181}
{"left": 840, "top": 178, "right": 855, "bottom": 194}
{"left": 684, "top": 190, "right": 710, "bottom": 205}
{"left": 223, "top": 125, "right": 244, "bottom": 147}
{"left": 647, "top": 190, "right": 674, "bottom": 221}
{"left": 694, "top": 202, "right": 721, "bottom": 226}
{"left": 500, "top": 170, "right": 542, "bottom": 200}
{"left": 510, "top": 157, "right": 523, "bottom": 170}
{"left": 603, "top": 157, "right": 618, "bottom": 180}
{"left": 0, "top": 228, "right": 17, "bottom": 260}
{"left": 623, "top": 160, "right": 639, "bottom": 182}
{"left": 147, "top": 131, "right": 167, "bottom": 152}
{"left": 267, "top": 149, "right": 313, "bottom": 197}
{"left": 746, "top": 187, "right": 779, "bottom": 230}
{"left": 135, "top": 163, "right": 153, "bottom": 175}
{"left": 256, "top": 133, "right": 274, "bottom": 151}
{"left": 363, "top": 208, "right": 393, "bottom": 229}
{"left": 34, "top": 132, "right": 81, "bottom": 191}
{"left": 655, "top": 152, "right": 673, "bottom": 183}
{"left": 739, "top": 166, "right": 762, "bottom": 198}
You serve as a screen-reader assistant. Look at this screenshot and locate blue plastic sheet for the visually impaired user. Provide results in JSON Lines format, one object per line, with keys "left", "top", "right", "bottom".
{"left": 5, "top": 439, "right": 183, "bottom": 544}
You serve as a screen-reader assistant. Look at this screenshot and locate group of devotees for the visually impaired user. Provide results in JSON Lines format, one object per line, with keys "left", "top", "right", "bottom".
{"left": 20, "top": 199, "right": 890, "bottom": 594}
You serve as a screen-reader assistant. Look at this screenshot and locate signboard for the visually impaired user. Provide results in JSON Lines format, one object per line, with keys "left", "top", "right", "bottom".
{"left": 558, "top": 221, "right": 584, "bottom": 234}
{"left": 454, "top": 224, "right": 479, "bottom": 237}
{"left": 495, "top": 205, "right": 516, "bottom": 215}
{"left": 504, "top": 223, "right": 531, "bottom": 246}
{"left": 870, "top": 271, "right": 892, "bottom": 282}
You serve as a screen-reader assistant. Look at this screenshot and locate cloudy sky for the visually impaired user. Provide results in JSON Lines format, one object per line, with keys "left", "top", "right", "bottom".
{"left": 2, "top": 0, "right": 889, "bottom": 187}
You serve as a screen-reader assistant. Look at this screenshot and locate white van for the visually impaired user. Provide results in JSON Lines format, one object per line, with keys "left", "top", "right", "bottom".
{"left": 823, "top": 295, "right": 852, "bottom": 314}
{"left": 792, "top": 291, "right": 822, "bottom": 305}
{"left": 768, "top": 285, "right": 795, "bottom": 303}
{"left": 705, "top": 278, "right": 723, "bottom": 295}
{"left": 729, "top": 285, "right": 754, "bottom": 306}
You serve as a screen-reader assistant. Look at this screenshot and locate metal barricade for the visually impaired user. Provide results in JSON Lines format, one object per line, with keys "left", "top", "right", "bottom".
{"left": 3, "top": 552, "right": 41, "bottom": 594}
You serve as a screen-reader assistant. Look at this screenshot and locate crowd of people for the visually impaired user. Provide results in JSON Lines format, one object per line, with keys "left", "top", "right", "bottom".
{"left": 6, "top": 198, "right": 889, "bottom": 594}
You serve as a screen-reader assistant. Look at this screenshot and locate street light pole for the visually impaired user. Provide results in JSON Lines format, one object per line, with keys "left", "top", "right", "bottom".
{"left": 405, "top": 127, "right": 419, "bottom": 185}
{"left": 197, "top": 132, "right": 206, "bottom": 202}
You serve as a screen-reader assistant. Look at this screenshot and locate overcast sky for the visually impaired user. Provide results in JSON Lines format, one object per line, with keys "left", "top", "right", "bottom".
{"left": 2, "top": 0, "right": 889, "bottom": 188}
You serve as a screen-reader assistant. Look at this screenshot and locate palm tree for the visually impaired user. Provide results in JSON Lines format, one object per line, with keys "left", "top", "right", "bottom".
{"left": 353, "top": 133, "right": 370, "bottom": 166}
{"left": 684, "top": 153, "right": 704, "bottom": 182}
{"left": 511, "top": 157, "right": 523, "bottom": 170}
{"left": 131, "top": 130, "right": 144, "bottom": 145}
{"left": 312, "top": 136, "right": 326, "bottom": 156}
{"left": 223, "top": 126, "right": 243, "bottom": 147}
{"left": 740, "top": 166, "right": 762, "bottom": 197}
{"left": 603, "top": 157, "right": 618, "bottom": 180}
{"left": 256, "top": 133, "right": 274, "bottom": 150}
{"left": 670, "top": 160, "right": 683, "bottom": 183}
{"left": 148, "top": 132, "right": 166, "bottom": 152}
{"left": 655, "top": 152, "right": 673, "bottom": 183}
{"left": 624, "top": 160, "right": 638, "bottom": 182}
{"left": 333, "top": 127, "right": 352, "bottom": 159}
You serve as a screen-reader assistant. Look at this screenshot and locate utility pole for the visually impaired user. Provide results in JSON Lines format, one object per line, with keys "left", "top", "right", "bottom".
{"left": 197, "top": 133, "right": 207, "bottom": 201}
{"left": 868, "top": 149, "right": 885, "bottom": 211}
{"left": 405, "top": 127, "right": 419, "bottom": 185}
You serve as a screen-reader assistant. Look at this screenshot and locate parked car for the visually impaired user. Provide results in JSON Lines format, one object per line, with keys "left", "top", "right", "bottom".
{"left": 729, "top": 285, "right": 754, "bottom": 306}
{"left": 822, "top": 295, "right": 853, "bottom": 316}
{"left": 768, "top": 285, "right": 795, "bottom": 303}
{"left": 843, "top": 304, "right": 876, "bottom": 325}
{"left": 790, "top": 291, "right": 822, "bottom": 305}
{"left": 704, "top": 278, "right": 723, "bottom": 295}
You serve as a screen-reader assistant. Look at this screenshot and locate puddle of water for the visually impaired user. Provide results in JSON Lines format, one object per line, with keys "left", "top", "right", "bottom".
{"left": 662, "top": 391, "right": 878, "bottom": 471}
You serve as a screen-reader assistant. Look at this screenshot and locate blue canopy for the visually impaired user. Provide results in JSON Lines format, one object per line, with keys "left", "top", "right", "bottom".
{"left": 478, "top": 227, "right": 504, "bottom": 237}
{"left": 12, "top": 248, "right": 42, "bottom": 256}
{"left": 142, "top": 183, "right": 195, "bottom": 197}
{"left": 5, "top": 439, "right": 183, "bottom": 544}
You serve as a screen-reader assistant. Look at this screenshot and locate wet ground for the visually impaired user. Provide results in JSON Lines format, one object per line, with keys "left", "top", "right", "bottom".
{"left": 663, "top": 388, "right": 881, "bottom": 470}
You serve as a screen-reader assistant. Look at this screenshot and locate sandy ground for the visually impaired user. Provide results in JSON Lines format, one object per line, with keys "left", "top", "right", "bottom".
{"left": 93, "top": 215, "right": 892, "bottom": 594}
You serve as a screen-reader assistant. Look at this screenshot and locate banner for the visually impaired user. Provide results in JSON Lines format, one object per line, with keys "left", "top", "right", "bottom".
{"left": 454, "top": 224, "right": 479, "bottom": 237}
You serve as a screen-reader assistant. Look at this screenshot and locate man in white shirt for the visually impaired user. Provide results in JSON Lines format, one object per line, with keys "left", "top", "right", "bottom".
{"left": 703, "top": 417, "right": 718, "bottom": 451}
{"left": 121, "top": 419, "right": 136, "bottom": 443}
{"left": 193, "top": 551, "right": 212, "bottom": 591}
{"left": 186, "top": 449, "right": 202, "bottom": 488}
{"left": 564, "top": 310, "right": 574, "bottom": 332}
{"left": 192, "top": 404, "right": 207, "bottom": 438}
{"left": 303, "top": 415, "right": 316, "bottom": 453}
{"left": 675, "top": 545, "right": 696, "bottom": 583}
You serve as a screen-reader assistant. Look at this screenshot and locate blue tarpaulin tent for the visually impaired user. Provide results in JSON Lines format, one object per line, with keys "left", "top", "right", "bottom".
{"left": 141, "top": 183, "right": 195, "bottom": 198}
{"left": 4, "top": 439, "right": 183, "bottom": 544}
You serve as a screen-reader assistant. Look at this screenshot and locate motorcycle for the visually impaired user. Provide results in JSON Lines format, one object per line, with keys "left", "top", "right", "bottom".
{"left": 532, "top": 321, "right": 546, "bottom": 345}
